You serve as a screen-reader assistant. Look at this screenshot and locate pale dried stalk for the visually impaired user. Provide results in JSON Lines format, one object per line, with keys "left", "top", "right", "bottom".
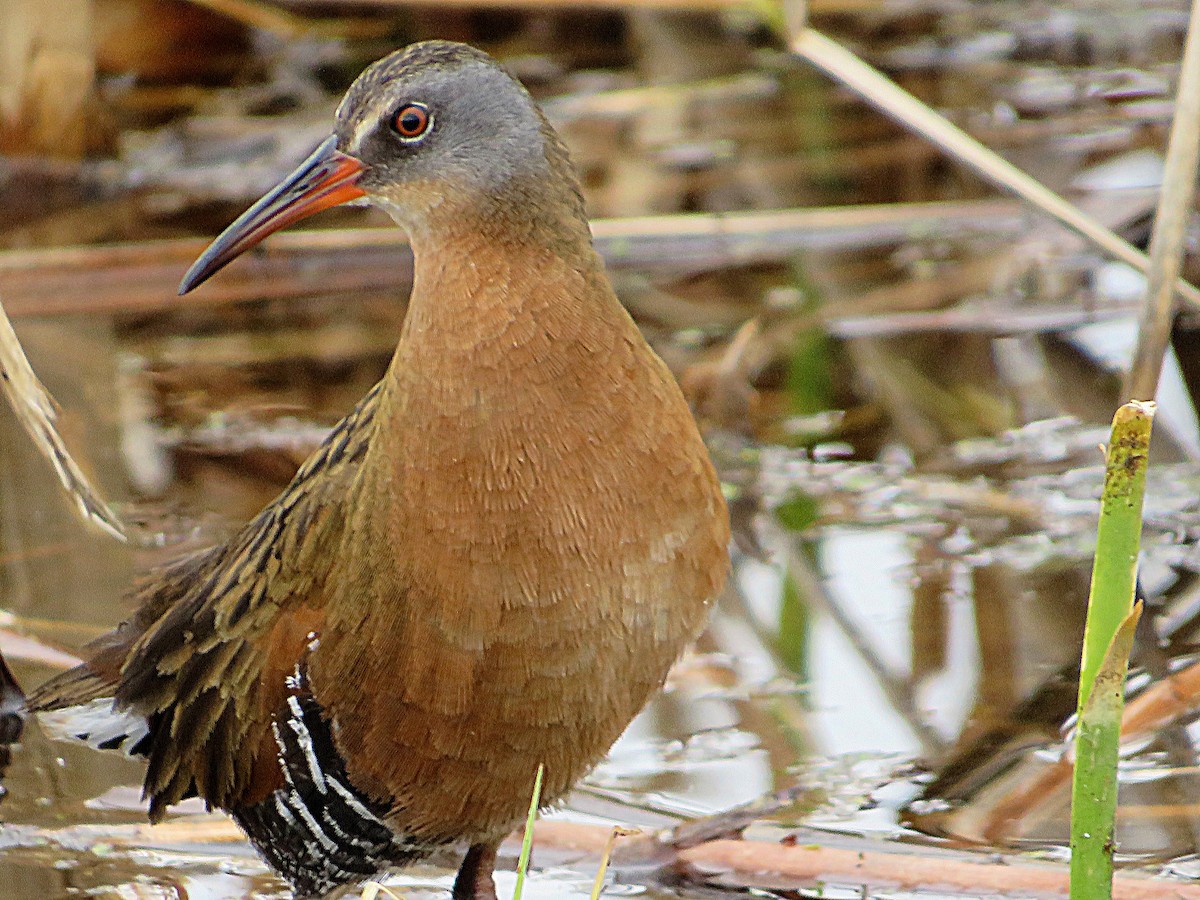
{"left": 789, "top": 28, "right": 1200, "bottom": 310}
{"left": 184, "top": 0, "right": 312, "bottom": 38}
{"left": 1125, "top": 0, "right": 1200, "bottom": 399}
{"left": 0, "top": 297, "right": 125, "bottom": 540}
{"left": 0, "top": 0, "right": 94, "bottom": 159}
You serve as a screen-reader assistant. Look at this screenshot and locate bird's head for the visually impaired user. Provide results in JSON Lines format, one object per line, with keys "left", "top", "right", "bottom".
{"left": 180, "top": 41, "right": 584, "bottom": 294}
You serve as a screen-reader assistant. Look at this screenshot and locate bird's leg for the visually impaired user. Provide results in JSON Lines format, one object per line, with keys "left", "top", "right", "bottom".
{"left": 451, "top": 843, "right": 499, "bottom": 900}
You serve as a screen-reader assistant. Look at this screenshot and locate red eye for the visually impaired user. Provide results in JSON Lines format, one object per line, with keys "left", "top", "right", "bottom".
{"left": 393, "top": 103, "right": 430, "bottom": 140}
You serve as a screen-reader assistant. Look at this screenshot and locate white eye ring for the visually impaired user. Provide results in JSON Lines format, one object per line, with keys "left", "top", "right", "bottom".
{"left": 392, "top": 103, "right": 431, "bottom": 142}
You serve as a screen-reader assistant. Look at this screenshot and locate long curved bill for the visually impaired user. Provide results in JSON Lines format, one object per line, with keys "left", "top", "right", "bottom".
{"left": 179, "top": 135, "right": 366, "bottom": 294}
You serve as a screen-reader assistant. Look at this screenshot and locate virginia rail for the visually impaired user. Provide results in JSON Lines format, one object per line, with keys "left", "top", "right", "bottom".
{"left": 22, "top": 40, "right": 729, "bottom": 898}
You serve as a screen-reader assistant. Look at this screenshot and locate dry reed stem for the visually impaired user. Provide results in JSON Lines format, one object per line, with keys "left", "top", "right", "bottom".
{"left": 1125, "top": 0, "right": 1200, "bottom": 399}
{"left": 0, "top": 627, "right": 82, "bottom": 670}
{"left": 0, "top": 202, "right": 1026, "bottom": 318}
{"left": 280, "top": 0, "right": 864, "bottom": 8}
{"left": 546, "top": 73, "right": 776, "bottom": 120}
{"left": 789, "top": 28, "right": 1200, "bottom": 311}
{"left": 281, "top": 0, "right": 742, "bottom": 9}
{"left": 184, "top": 0, "right": 313, "bottom": 38}
{"left": 184, "top": 0, "right": 393, "bottom": 40}
{"left": 675, "top": 836, "right": 1198, "bottom": 900}
{"left": 529, "top": 821, "right": 1200, "bottom": 899}
{"left": 0, "top": 0, "right": 94, "bottom": 158}
{"left": 0, "top": 296, "right": 124, "bottom": 539}
{"left": 827, "top": 301, "right": 1139, "bottom": 338}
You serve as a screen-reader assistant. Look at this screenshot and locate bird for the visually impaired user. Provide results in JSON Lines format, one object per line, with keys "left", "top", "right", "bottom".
{"left": 17, "top": 39, "right": 730, "bottom": 899}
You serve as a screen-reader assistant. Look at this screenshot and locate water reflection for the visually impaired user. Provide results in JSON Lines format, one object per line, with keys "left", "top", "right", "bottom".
{"left": 11, "top": 322, "right": 1200, "bottom": 892}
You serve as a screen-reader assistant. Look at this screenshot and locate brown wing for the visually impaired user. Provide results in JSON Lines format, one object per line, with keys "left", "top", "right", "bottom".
{"left": 30, "top": 381, "right": 383, "bottom": 820}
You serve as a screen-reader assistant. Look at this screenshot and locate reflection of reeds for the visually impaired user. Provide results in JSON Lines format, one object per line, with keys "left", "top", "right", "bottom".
{"left": 767, "top": 516, "right": 948, "bottom": 756}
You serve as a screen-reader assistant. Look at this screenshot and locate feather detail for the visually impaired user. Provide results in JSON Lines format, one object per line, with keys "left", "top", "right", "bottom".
{"left": 38, "top": 698, "right": 150, "bottom": 756}
{"left": 28, "top": 381, "right": 382, "bottom": 818}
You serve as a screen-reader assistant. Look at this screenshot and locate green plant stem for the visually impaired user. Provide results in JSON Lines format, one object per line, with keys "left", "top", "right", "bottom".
{"left": 512, "top": 763, "right": 544, "bottom": 900}
{"left": 1069, "top": 401, "right": 1155, "bottom": 900}
{"left": 1076, "top": 404, "right": 1153, "bottom": 706}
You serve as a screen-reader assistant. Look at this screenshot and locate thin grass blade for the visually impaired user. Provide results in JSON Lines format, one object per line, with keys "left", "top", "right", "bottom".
{"left": 512, "top": 763, "right": 544, "bottom": 900}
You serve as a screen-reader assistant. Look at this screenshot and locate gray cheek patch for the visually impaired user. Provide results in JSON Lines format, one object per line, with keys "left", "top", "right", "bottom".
{"left": 338, "top": 57, "right": 555, "bottom": 199}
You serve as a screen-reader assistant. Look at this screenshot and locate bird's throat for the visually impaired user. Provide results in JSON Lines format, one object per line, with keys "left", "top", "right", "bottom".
{"left": 394, "top": 217, "right": 621, "bottom": 402}
{"left": 350, "top": 215, "right": 665, "bottom": 575}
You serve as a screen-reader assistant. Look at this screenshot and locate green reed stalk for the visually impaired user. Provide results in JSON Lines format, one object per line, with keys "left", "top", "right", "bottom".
{"left": 512, "top": 763, "right": 544, "bottom": 900}
{"left": 1069, "top": 401, "right": 1154, "bottom": 900}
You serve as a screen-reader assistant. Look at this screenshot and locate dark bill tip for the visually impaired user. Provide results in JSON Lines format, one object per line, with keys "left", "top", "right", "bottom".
{"left": 179, "top": 135, "right": 367, "bottom": 295}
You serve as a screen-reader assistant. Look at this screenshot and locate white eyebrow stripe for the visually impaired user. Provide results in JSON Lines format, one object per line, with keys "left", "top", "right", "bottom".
{"left": 348, "top": 96, "right": 393, "bottom": 156}
{"left": 350, "top": 117, "right": 375, "bottom": 155}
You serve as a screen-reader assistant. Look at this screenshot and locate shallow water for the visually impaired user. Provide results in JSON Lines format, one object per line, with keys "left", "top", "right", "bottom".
{"left": 5, "top": 369, "right": 1200, "bottom": 896}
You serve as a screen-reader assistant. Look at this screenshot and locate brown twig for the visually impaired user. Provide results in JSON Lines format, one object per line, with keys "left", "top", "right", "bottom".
{"left": 25, "top": 803, "right": 1200, "bottom": 898}
{"left": 673, "top": 836, "right": 1200, "bottom": 899}
{"left": 523, "top": 821, "right": 1200, "bottom": 898}
{"left": 0, "top": 202, "right": 1027, "bottom": 318}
